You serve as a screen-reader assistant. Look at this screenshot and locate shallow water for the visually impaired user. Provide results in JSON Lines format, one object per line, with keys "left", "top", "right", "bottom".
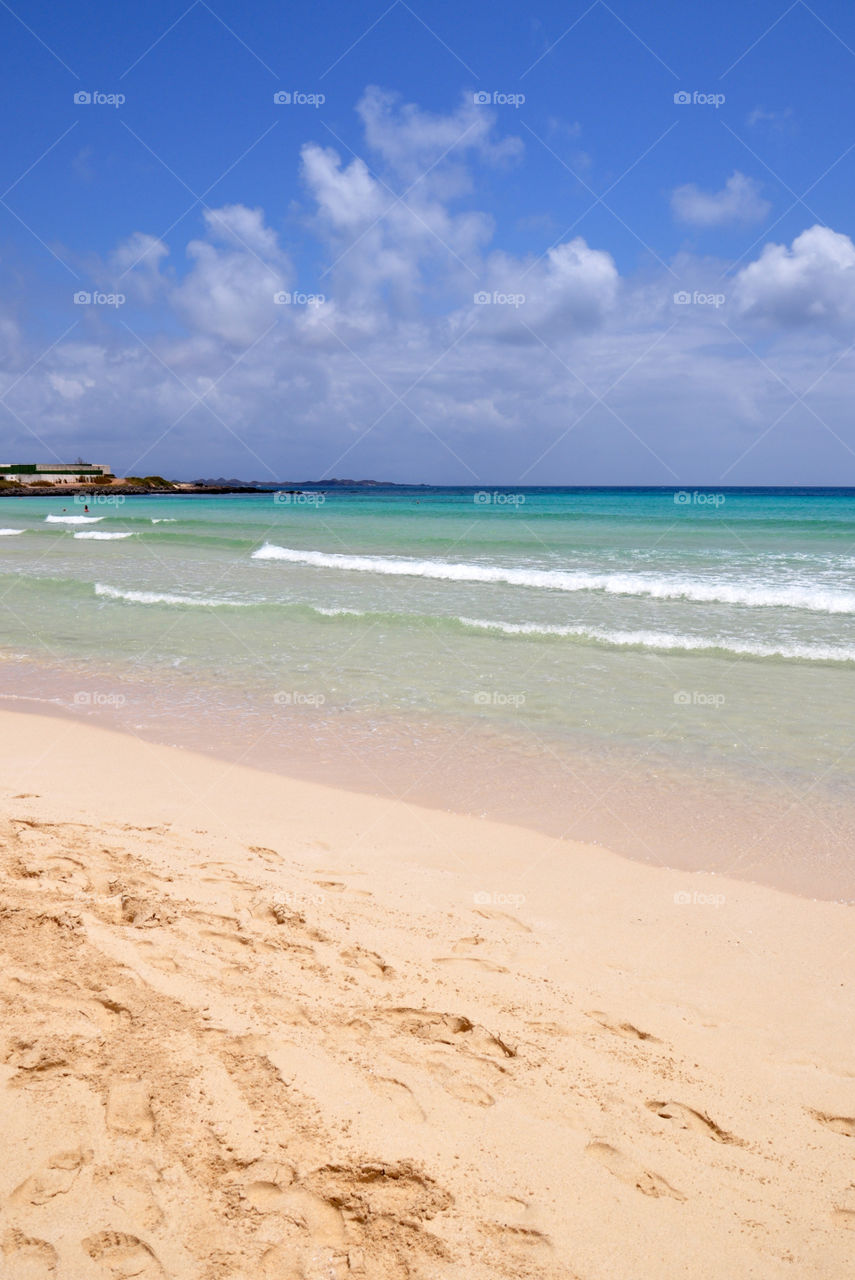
{"left": 1, "top": 486, "right": 853, "bottom": 896}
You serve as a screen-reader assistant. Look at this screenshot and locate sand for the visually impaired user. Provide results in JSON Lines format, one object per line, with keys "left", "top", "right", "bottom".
{"left": 1, "top": 707, "right": 853, "bottom": 1279}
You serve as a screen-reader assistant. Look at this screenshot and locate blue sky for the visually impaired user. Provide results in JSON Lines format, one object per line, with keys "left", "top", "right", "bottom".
{"left": 1, "top": 0, "right": 855, "bottom": 482}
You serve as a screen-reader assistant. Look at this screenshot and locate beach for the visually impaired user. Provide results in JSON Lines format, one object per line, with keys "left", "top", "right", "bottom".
{"left": 2, "top": 706, "right": 854, "bottom": 1279}
{"left": 2, "top": 487, "right": 855, "bottom": 900}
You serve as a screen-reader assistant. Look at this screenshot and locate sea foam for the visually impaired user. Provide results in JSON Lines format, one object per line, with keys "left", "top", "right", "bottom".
{"left": 45, "top": 514, "right": 104, "bottom": 524}
{"left": 74, "top": 532, "right": 135, "bottom": 540}
{"left": 457, "top": 617, "right": 855, "bottom": 663}
{"left": 252, "top": 544, "right": 855, "bottom": 614}
{"left": 95, "top": 583, "right": 250, "bottom": 607}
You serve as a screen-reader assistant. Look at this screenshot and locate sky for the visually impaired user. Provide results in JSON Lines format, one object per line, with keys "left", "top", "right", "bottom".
{"left": 1, "top": 0, "right": 854, "bottom": 484}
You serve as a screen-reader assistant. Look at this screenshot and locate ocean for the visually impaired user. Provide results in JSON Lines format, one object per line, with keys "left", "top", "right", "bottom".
{"left": 2, "top": 486, "right": 853, "bottom": 898}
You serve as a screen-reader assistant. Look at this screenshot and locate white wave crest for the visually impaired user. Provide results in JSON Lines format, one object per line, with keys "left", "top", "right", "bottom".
{"left": 458, "top": 617, "right": 855, "bottom": 663}
{"left": 95, "top": 583, "right": 250, "bottom": 607}
{"left": 252, "top": 544, "right": 855, "bottom": 614}
{"left": 74, "top": 532, "right": 135, "bottom": 540}
{"left": 0, "top": 528, "right": 25, "bottom": 535}
{"left": 45, "top": 514, "right": 104, "bottom": 524}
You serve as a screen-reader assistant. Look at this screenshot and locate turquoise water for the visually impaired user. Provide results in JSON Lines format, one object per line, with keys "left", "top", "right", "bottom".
{"left": 1, "top": 487, "right": 854, "bottom": 893}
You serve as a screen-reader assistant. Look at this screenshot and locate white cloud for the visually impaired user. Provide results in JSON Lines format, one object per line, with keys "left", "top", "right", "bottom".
{"left": 469, "top": 238, "right": 619, "bottom": 339}
{"left": 171, "top": 206, "right": 290, "bottom": 346}
{"left": 357, "top": 86, "right": 522, "bottom": 184}
{"left": 3, "top": 93, "right": 855, "bottom": 485}
{"left": 747, "top": 106, "right": 794, "bottom": 130}
{"left": 671, "top": 171, "right": 770, "bottom": 227}
{"left": 733, "top": 225, "right": 855, "bottom": 327}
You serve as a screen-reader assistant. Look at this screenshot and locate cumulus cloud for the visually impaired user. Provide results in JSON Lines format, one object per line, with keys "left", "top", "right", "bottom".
{"left": 2, "top": 92, "right": 854, "bottom": 485}
{"left": 733, "top": 225, "right": 855, "bottom": 327}
{"left": 671, "top": 171, "right": 770, "bottom": 227}
{"left": 468, "top": 238, "right": 619, "bottom": 340}
{"left": 357, "top": 86, "right": 522, "bottom": 185}
{"left": 171, "top": 206, "right": 290, "bottom": 346}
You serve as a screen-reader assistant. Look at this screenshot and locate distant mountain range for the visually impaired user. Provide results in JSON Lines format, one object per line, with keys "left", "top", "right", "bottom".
{"left": 193, "top": 478, "right": 428, "bottom": 489}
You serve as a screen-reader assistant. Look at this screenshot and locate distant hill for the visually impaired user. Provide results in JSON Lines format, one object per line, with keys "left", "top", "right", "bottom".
{"left": 193, "top": 478, "right": 428, "bottom": 489}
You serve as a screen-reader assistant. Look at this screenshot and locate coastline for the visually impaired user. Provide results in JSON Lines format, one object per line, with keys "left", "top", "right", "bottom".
{"left": 2, "top": 678, "right": 854, "bottom": 904}
{"left": 1, "top": 706, "right": 854, "bottom": 1277}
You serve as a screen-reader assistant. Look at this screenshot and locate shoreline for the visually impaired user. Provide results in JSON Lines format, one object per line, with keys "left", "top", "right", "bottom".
{"left": 1, "top": 706, "right": 853, "bottom": 1277}
{"left": 2, "top": 682, "right": 853, "bottom": 904}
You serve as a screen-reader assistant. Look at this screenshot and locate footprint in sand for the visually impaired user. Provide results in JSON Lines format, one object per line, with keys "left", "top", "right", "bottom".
{"left": 240, "top": 1160, "right": 297, "bottom": 1212}
{"left": 426, "top": 1057, "right": 495, "bottom": 1107}
{"left": 472, "top": 908, "right": 532, "bottom": 933}
{"left": 82, "top": 1232, "right": 164, "bottom": 1279}
{"left": 434, "top": 956, "right": 510, "bottom": 975}
{"left": 646, "top": 1100, "right": 737, "bottom": 1144}
{"left": 480, "top": 1223, "right": 554, "bottom": 1266}
{"left": 586, "top": 1012, "right": 662, "bottom": 1043}
{"left": 2, "top": 1229, "right": 58, "bottom": 1279}
{"left": 248, "top": 845, "right": 283, "bottom": 865}
{"left": 373, "top": 1007, "right": 515, "bottom": 1059}
{"left": 340, "top": 946, "right": 394, "bottom": 979}
{"left": 811, "top": 1110, "right": 855, "bottom": 1137}
{"left": 586, "top": 1142, "right": 686, "bottom": 1201}
{"left": 303, "top": 1161, "right": 452, "bottom": 1221}
{"left": 369, "top": 1076, "right": 426, "bottom": 1122}
{"left": 106, "top": 1080, "right": 156, "bottom": 1139}
{"left": 833, "top": 1186, "right": 855, "bottom": 1228}
{"left": 11, "top": 1149, "right": 91, "bottom": 1207}
{"left": 269, "top": 1186, "right": 347, "bottom": 1249}
{"left": 256, "top": 1243, "right": 308, "bottom": 1280}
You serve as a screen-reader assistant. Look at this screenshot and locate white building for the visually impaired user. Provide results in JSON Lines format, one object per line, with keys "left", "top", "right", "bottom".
{"left": 0, "top": 463, "right": 113, "bottom": 485}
